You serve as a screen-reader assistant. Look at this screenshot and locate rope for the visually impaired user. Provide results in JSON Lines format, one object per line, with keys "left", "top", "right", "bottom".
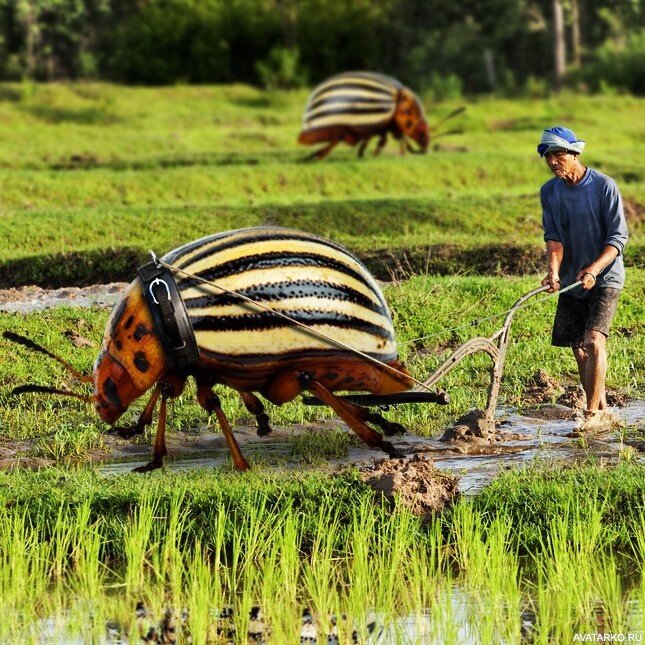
{"left": 155, "top": 252, "right": 580, "bottom": 393}
{"left": 156, "top": 258, "right": 433, "bottom": 392}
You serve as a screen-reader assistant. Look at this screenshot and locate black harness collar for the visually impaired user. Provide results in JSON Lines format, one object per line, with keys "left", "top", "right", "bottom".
{"left": 138, "top": 261, "right": 199, "bottom": 371}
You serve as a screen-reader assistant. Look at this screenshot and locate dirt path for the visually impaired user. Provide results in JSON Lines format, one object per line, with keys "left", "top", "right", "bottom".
{"left": 0, "top": 283, "right": 127, "bottom": 312}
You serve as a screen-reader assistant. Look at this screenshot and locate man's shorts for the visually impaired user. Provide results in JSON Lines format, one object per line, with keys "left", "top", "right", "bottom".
{"left": 552, "top": 287, "right": 621, "bottom": 347}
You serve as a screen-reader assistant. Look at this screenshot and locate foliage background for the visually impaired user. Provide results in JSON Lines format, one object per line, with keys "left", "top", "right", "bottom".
{"left": 0, "top": 0, "right": 643, "bottom": 95}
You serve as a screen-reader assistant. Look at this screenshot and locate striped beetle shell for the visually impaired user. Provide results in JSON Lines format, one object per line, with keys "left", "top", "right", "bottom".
{"left": 95, "top": 226, "right": 412, "bottom": 424}
{"left": 166, "top": 226, "right": 398, "bottom": 364}
{"left": 298, "top": 71, "right": 429, "bottom": 159}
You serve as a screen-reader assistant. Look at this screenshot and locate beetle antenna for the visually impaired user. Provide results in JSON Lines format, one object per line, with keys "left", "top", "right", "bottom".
{"left": 2, "top": 331, "right": 93, "bottom": 383}
{"left": 433, "top": 106, "right": 466, "bottom": 132}
{"left": 433, "top": 128, "right": 464, "bottom": 140}
{"left": 11, "top": 384, "right": 94, "bottom": 403}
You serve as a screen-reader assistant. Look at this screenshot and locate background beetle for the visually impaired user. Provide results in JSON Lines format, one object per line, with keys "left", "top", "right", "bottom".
{"left": 7, "top": 227, "right": 414, "bottom": 472}
{"left": 298, "top": 71, "right": 465, "bottom": 160}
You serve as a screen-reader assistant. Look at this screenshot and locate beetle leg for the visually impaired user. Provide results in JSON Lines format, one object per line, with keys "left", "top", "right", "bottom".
{"left": 398, "top": 138, "right": 407, "bottom": 155}
{"left": 343, "top": 400, "right": 407, "bottom": 437}
{"left": 112, "top": 384, "right": 161, "bottom": 439}
{"left": 373, "top": 132, "right": 387, "bottom": 156}
{"left": 298, "top": 372, "right": 402, "bottom": 458}
{"left": 239, "top": 391, "right": 272, "bottom": 436}
{"left": 132, "top": 387, "right": 169, "bottom": 473}
{"left": 357, "top": 138, "right": 370, "bottom": 157}
{"left": 305, "top": 139, "right": 340, "bottom": 161}
{"left": 197, "top": 386, "right": 250, "bottom": 471}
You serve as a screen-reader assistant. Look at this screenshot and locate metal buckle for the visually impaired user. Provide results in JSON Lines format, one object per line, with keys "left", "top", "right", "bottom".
{"left": 149, "top": 278, "right": 171, "bottom": 305}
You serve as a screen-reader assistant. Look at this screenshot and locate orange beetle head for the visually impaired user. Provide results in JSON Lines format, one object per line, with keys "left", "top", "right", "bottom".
{"left": 93, "top": 350, "right": 140, "bottom": 423}
{"left": 93, "top": 279, "right": 167, "bottom": 424}
{"left": 394, "top": 88, "right": 430, "bottom": 152}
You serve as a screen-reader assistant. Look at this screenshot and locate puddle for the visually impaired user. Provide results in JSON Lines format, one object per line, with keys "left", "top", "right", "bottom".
{"left": 96, "top": 401, "right": 645, "bottom": 495}
{"left": 32, "top": 588, "right": 645, "bottom": 644}
{"left": 2, "top": 283, "right": 643, "bottom": 496}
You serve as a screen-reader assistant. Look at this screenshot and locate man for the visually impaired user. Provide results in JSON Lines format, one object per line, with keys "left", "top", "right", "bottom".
{"left": 538, "top": 126, "right": 628, "bottom": 431}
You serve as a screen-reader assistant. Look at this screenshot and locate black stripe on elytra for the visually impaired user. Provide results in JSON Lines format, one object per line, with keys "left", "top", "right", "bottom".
{"left": 177, "top": 252, "right": 377, "bottom": 297}
{"left": 190, "top": 310, "right": 394, "bottom": 340}
{"left": 305, "top": 106, "right": 394, "bottom": 123}
{"left": 311, "top": 82, "right": 394, "bottom": 101}
{"left": 183, "top": 279, "right": 387, "bottom": 316}
{"left": 175, "top": 230, "right": 345, "bottom": 272}
{"left": 331, "top": 72, "right": 400, "bottom": 85}
{"left": 198, "top": 345, "right": 397, "bottom": 366}
{"left": 163, "top": 229, "right": 239, "bottom": 265}
{"left": 307, "top": 94, "right": 393, "bottom": 113}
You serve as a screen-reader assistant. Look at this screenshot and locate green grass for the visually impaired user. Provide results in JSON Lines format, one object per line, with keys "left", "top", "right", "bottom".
{"left": 1, "top": 80, "right": 643, "bottom": 643}
{"left": 1, "top": 272, "right": 642, "bottom": 458}
{"left": 0, "top": 463, "right": 643, "bottom": 642}
{"left": 0, "top": 83, "right": 642, "bottom": 286}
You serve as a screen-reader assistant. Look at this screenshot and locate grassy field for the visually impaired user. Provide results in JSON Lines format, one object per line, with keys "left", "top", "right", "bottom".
{"left": 1, "top": 274, "right": 642, "bottom": 455}
{"left": 0, "top": 83, "right": 643, "bottom": 642}
{"left": 0, "top": 83, "right": 642, "bottom": 286}
{"left": 0, "top": 82, "right": 643, "bottom": 452}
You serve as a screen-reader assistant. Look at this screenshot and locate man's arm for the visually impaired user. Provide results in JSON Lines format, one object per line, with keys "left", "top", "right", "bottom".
{"left": 577, "top": 180, "right": 627, "bottom": 290}
{"left": 542, "top": 240, "right": 564, "bottom": 292}
{"left": 576, "top": 244, "right": 619, "bottom": 290}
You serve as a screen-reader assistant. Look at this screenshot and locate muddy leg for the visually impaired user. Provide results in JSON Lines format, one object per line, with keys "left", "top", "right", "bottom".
{"left": 305, "top": 140, "right": 340, "bottom": 161}
{"left": 299, "top": 372, "right": 402, "bottom": 458}
{"left": 239, "top": 391, "right": 273, "bottom": 436}
{"left": 198, "top": 386, "right": 250, "bottom": 471}
{"left": 133, "top": 387, "right": 169, "bottom": 473}
{"left": 113, "top": 385, "right": 161, "bottom": 439}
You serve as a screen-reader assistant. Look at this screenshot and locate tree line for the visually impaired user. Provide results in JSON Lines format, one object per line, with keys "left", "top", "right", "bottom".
{"left": 0, "top": 0, "right": 642, "bottom": 95}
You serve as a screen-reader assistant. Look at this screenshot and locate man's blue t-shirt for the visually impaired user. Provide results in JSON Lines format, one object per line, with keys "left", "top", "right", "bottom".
{"left": 541, "top": 167, "right": 628, "bottom": 298}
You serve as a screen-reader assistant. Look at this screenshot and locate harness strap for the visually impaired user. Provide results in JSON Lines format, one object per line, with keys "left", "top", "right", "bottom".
{"left": 138, "top": 261, "right": 199, "bottom": 371}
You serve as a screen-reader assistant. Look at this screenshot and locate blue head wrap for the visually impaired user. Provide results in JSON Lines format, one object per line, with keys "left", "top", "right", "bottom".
{"left": 537, "top": 126, "right": 585, "bottom": 157}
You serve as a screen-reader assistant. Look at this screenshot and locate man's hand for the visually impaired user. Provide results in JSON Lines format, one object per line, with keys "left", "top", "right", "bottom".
{"left": 577, "top": 267, "right": 597, "bottom": 290}
{"left": 541, "top": 272, "right": 561, "bottom": 293}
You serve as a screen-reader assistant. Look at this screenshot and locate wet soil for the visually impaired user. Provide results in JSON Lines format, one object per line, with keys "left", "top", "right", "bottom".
{"left": 1, "top": 287, "right": 643, "bottom": 503}
{"left": 359, "top": 453, "right": 460, "bottom": 516}
{"left": 3, "top": 400, "right": 641, "bottom": 504}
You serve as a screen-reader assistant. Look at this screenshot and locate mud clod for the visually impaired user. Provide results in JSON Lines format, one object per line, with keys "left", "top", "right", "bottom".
{"left": 523, "top": 369, "right": 563, "bottom": 405}
{"left": 360, "top": 453, "right": 459, "bottom": 516}
{"left": 440, "top": 409, "right": 497, "bottom": 443}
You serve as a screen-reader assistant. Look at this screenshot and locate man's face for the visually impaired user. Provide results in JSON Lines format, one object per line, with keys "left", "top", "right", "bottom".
{"left": 544, "top": 149, "right": 578, "bottom": 178}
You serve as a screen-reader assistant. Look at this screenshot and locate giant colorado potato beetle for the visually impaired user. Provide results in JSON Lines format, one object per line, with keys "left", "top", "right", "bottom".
{"left": 6, "top": 227, "right": 416, "bottom": 471}
{"left": 298, "top": 71, "right": 430, "bottom": 160}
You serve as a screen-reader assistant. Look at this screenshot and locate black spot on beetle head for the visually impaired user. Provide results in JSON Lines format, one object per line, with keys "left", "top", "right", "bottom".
{"left": 133, "top": 351, "right": 149, "bottom": 373}
{"left": 133, "top": 324, "right": 151, "bottom": 341}
{"left": 103, "top": 377, "right": 122, "bottom": 408}
{"left": 109, "top": 297, "right": 129, "bottom": 337}
{"left": 124, "top": 315, "right": 134, "bottom": 330}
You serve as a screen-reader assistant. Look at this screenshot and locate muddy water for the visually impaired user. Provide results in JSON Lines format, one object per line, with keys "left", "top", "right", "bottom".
{"left": 2, "top": 283, "right": 643, "bottom": 493}
{"left": 98, "top": 400, "right": 645, "bottom": 495}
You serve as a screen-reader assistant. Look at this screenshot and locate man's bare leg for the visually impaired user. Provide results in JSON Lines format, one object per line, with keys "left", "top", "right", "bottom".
{"left": 572, "top": 330, "right": 608, "bottom": 413}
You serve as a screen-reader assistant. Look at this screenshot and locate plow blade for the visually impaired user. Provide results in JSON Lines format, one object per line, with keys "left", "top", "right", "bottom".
{"left": 301, "top": 391, "right": 450, "bottom": 407}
